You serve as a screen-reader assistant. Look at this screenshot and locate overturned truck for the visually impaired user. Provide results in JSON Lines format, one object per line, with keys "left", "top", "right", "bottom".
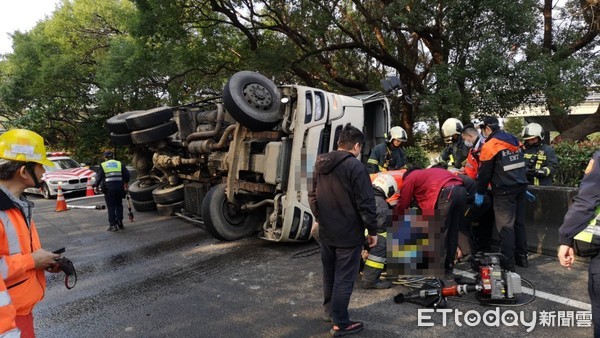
{"left": 105, "top": 71, "right": 392, "bottom": 242}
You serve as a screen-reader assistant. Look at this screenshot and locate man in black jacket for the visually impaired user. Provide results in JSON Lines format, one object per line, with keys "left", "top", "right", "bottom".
{"left": 309, "top": 124, "right": 378, "bottom": 337}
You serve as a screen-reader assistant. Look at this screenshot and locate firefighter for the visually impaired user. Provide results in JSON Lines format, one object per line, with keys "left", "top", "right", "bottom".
{"left": 521, "top": 123, "right": 559, "bottom": 186}
{"left": 0, "top": 129, "right": 63, "bottom": 337}
{"left": 440, "top": 118, "right": 470, "bottom": 169}
{"left": 394, "top": 167, "right": 467, "bottom": 276}
{"left": 94, "top": 151, "right": 130, "bottom": 231}
{"left": 475, "top": 117, "right": 529, "bottom": 270}
{"left": 367, "top": 126, "right": 408, "bottom": 173}
{"left": 362, "top": 173, "right": 397, "bottom": 289}
{"left": 557, "top": 151, "right": 600, "bottom": 337}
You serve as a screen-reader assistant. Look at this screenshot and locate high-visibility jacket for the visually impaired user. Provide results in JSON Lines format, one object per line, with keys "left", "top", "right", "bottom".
{"left": 476, "top": 130, "right": 527, "bottom": 194}
{"left": 464, "top": 137, "right": 484, "bottom": 180}
{"left": 0, "top": 189, "right": 46, "bottom": 316}
{"left": 0, "top": 275, "right": 19, "bottom": 337}
{"left": 523, "top": 142, "right": 559, "bottom": 186}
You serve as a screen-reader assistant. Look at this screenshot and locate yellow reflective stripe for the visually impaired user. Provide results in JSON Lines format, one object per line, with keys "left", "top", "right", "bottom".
{"left": 367, "top": 158, "right": 379, "bottom": 165}
{"left": 367, "top": 254, "right": 386, "bottom": 263}
{"left": 365, "top": 260, "right": 385, "bottom": 269}
{"left": 0, "top": 212, "right": 20, "bottom": 255}
{"left": 534, "top": 177, "right": 539, "bottom": 186}
{"left": 364, "top": 231, "right": 387, "bottom": 238}
{"left": 449, "top": 154, "right": 455, "bottom": 165}
{"left": 575, "top": 208, "right": 600, "bottom": 243}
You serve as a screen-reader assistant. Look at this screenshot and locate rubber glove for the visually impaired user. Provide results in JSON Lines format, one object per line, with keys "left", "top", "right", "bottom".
{"left": 474, "top": 193, "right": 484, "bottom": 207}
{"left": 526, "top": 191, "right": 536, "bottom": 202}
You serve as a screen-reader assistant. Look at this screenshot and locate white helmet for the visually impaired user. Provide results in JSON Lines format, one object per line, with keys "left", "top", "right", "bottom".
{"left": 386, "top": 126, "right": 408, "bottom": 143}
{"left": 441, "top": 118, "right": 463, "bottom": 143}
{"left": 372, "top": 173, "right": 398, "bottom": 199}
{"left": 522, "top": 123, "right": 544, "bottom": 141}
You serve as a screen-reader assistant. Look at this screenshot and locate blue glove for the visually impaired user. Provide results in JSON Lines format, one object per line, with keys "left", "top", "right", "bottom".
{"left": 474, "top": 193, "right": 484, "bottom": 207}
{"left": 526, "top": 191, "right": 536, "bottom": 202}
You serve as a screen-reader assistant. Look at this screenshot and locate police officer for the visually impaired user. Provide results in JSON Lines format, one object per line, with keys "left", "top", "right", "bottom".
{"left": 362, "top": 173, "right": 396, "bottom": 289}
{"left": 557, "top": 151, "right": 600, "bottom": 337}
{"left": 367, "top": 126, "right": 408, "bottom": 173}
{"left": 521, "top": 123, "right": 559, "bottom": 186}
{"left": 475, "top": 117, "right": 529, "bottom": 270}
{"left": 94, "top": 151, "right": 130, "bottom": 231}
{"left": 441, "top": 118, "right": 470, "bottom": 169}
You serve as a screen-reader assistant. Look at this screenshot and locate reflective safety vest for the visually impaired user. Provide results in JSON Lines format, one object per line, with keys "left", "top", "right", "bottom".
{"left": 524, "top": 150, "right": 548, "bottom": 186}
{"left": 363, "top": 231, "right": 387, "bottom": 270}
{"left": 0, "top": 208, "right": 46, "bottom": 316}
{"left": 101, "top": 160, "right": 123, "bottom": 183}
{"left": 573, "top": 206, "right": 600, "bottom": 257}
{"left": 0, "top": 276, "right": 19, "bottom": 337}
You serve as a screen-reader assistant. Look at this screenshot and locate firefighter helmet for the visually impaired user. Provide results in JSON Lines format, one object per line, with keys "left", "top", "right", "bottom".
{"left": 0, "top": 129, "right": 53, "bottom": 166}
{"left": 441, "top": 118, "right": 463, "bottom": 143}
{"left": 522, "top": 123, "right": 544, "bottom": 141}
{"left": 385, "top": 126, "right": 408, "bottom": 143}
{"left": 372, "top": 173, "right": 398, "bottom": 199}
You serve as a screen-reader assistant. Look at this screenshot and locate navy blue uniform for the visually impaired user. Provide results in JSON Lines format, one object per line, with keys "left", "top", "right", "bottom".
{"left": 94, "top": 160, "right": 130, "bottom": 228}
{"left": 558, "top": 151, "right": 600, "bottom": 337}
{"left": 441, "top": 137, "right": 470, "bottom": 169}
{"left": 523, "top": 142, "right": 559, "bottom": 186}
{"left": 366, "top": 143, "right": 406, "bottom": 174}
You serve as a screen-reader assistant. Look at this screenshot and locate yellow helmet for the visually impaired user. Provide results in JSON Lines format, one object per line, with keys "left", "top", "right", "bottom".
{"left": 0, "top": 129, "right": 54, "bottom": 166}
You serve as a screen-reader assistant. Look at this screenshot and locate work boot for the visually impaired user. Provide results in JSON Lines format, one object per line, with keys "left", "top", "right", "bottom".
{"left": 117, "top": 221, "right": 125, "bottom": 230}
{"left": 515, "top": 254, "right": 528, "bottom": 268}
{"left": 361, "top": 266, "right": 391, "bottom": 289}
{"left": 107, "top": 225, "right": 118, "bottom": 232}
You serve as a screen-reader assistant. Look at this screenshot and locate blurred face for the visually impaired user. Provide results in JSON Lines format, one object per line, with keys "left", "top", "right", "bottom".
{"left": 462, "top": 133, "right": 478, "bottom": 147}
{"left": 391, "top": 139, "right": 402, "bottom": 148}
{"left": 525, "top": 137, "right": 539, "bottom": 145}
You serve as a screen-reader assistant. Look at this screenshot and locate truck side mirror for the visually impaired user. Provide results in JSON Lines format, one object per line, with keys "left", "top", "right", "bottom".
{"left": 380, "top": 76, "right": 402, "bottom": 93}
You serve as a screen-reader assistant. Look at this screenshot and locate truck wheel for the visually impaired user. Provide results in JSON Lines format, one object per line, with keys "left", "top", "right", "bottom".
{"left": 128, "top": 180, "right": 162, "bottom": 201}
{"left": 130, "top": 120, "right": 178, "bottom": 145}
{"left": 110, "top": 132, "right": 133, "bottom": 146}
{"left": 152, "top": 183, "right": 184, "bottom": 205}
{"left": 223, "top": 71, "right": 282, "bottom": 131}
{"left": 106, "top": 110, "right": 144, "bottom": 134}
{"left": 202, "top": 184, "right": 263, "bottom": 241}
{"left": 125, "top": 107, "right": 174, "bottom": 131}
{"left": 131, "top": 199, "right": 157, "bottom": 212}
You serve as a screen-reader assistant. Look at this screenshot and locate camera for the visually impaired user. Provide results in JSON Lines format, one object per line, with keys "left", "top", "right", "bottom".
{"left": 56, "top": 257, "right": 75, "bottom": 276}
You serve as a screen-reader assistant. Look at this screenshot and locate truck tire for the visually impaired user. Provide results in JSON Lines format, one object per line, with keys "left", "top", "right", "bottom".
{"left": 152, "top": 183, "right": 184, "bottom": 205}
{"left": 202, "top": 184, "right": 263, "bottom": 241}
{"left": 223, "top": 71, "right": 282, "bottom": 131}
{"left": 132, "top": 199, "right": 157, "bottom": 212}
{"left": 128, "top": 180, "right": 162, "bottom": 202}
{"left": 110, "top": 132, "right": 133, "bottom": 146}
{"left": 125, "top": 107, "right": 173, "bottom": 131}
{"left": 106, "top": 110, "right": 144, "bottom": 134}
{"left": 130, "top": 120, "right": 178, "bottom": 145}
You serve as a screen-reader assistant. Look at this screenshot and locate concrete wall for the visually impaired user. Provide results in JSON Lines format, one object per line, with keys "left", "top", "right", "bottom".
{"left": 525, "top": 185, "right": 578, "bottom": 256}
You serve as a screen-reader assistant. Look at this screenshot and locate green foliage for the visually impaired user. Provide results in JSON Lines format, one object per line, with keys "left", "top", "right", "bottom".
{"left": 503, "top": 117, "right": 524, "bottom": 138}
{"left": 552, "top": 140, "right": 600, "bottom": 187}
{"left": 403, "top": 145, "right": 429, "bottom": 169}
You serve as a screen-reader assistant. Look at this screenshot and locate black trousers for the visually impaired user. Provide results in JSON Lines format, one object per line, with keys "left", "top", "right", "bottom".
{"left": 462, "top": 192, "right": 493, "bottom": 254}
{"left": 436, "top": 185, "right": 467, "bottom": 271}
{"left": 493, "top": 187, "right": 527, "bottom": 267}
{"left": 104, "top": 188, "right": 124, "bottom": 226}
{"left": 320, "top": 243, "right": 362, "bottom": 327}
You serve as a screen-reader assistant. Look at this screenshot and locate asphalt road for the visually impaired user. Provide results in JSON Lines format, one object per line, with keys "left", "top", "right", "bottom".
{"left": 25, "top": 193, "right": 594, "bottom": 338}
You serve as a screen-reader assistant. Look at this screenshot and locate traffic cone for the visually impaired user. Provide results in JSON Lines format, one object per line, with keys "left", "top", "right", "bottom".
{"left": 55, "top": 186, "right": 68, "bottom": 212}
{"left": 85, "top": 180, "right": 95, "bottom": 197}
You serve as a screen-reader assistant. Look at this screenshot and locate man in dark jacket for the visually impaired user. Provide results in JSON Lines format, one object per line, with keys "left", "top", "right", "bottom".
{"left": 475, "top": 117, "right": 529, "bottom": 270}
{"left": 309, "top": 124, "right": 377, "bottom": 337}
{"left": 394, "top": 167, "right": 467, "bottom": 275}
{"left": 521, "top": 123, "right": 559, "bottom": 186}
{"left": 558, "top": 151, "right": 600, "bottom": 337}
{"left": 94, "top": 151, "right": 130, "bottom": 232}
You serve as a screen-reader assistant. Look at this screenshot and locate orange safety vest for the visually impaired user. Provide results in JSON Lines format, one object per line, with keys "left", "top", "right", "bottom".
{"left": 370, "top": 169, "right": 407, "bottom": 206}
{"left": 0, "top": 208, "right": 46, "bottom": 316}
{"left": 0, "top": 276, "right": 19, "bottom": 337}
{"left": 464, "top": 149, "right": 479, "bottom": 180}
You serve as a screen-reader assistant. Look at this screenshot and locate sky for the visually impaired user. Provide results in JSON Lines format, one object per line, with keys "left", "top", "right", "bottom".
{"left": 0, "top": 0, "right": 62, "bottom": 55}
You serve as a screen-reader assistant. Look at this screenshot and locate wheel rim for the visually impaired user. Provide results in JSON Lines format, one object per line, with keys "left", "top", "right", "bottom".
{"left": 220, "top": 200, "right": 248, "bottom": 228}
{"left": 243, "top": 83, "right": 273, "bottom": 110}
{"left": 42, "top": 185, "right": 50, "bottom": 199}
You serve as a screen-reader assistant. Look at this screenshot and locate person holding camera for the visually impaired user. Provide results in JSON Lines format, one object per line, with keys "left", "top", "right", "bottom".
{"left": 0, "top": 129, "right": 63, "bottom": 337}
{"left": 94, "top": 151, "right": 130, "bottom": 232}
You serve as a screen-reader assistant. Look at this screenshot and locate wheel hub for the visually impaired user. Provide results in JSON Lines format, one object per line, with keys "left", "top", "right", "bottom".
{"left": 243, "top": 83, "right": 273, "bottom": 110}
{"left": 221, "top": 202, "right": 247, "bottom": 227}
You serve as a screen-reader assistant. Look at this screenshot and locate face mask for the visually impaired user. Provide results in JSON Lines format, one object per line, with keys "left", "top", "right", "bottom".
{"left": 464, "top": 140, "right": 473, "bottom": 148}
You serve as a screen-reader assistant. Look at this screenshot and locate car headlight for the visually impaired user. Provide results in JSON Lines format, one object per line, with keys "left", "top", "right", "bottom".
{"left": 48, "top": 180, "right": 64, "bottom": 185}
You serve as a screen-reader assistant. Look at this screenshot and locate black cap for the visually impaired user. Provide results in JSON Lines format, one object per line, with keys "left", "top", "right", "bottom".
{"left": 481, "top": 116, "right": 499, "bottom": 130}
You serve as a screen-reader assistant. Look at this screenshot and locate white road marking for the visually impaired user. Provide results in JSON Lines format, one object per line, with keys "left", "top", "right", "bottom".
{"left": 455, "top": 269, "right": 592, "bottom": 311}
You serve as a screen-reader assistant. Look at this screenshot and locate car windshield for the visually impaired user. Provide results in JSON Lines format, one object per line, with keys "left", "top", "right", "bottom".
{"left": 45, "top": 158, "right": 80, "bottom": 171}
